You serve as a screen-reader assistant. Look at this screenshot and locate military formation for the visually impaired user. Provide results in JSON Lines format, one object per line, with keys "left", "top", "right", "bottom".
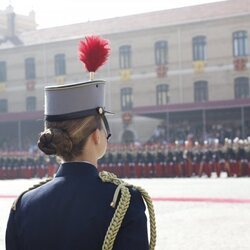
{"left": 1, "top": 139, "right": 250, "bottom": 179}
{"left": 99, "top": 139, "right": 250, "bottom": 178}
{"left": 0, "top": 155, "right": 58, "bottom": 179}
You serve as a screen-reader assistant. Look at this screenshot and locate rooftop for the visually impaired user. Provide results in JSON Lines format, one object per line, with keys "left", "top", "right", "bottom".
{"left": 1, "top": 0, "right": 250, "bottom": 48}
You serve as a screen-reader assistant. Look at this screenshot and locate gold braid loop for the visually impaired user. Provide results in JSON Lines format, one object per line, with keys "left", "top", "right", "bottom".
{"left": 12, "top": 177, "right": 53, "bottom": 211}
{"left": 99, "top": 171, "right": 157, "bottom": 250}
{"left": 103, "top": 184, "right": 131, "bottom": 250}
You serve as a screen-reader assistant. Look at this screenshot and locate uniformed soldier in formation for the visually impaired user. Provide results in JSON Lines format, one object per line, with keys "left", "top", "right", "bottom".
{"left": 3, "top": 138, "right": 250, "bottom": 180}
{"left": 246, "top": 140, "right": 250, "bottom": 176}
{"left": 173, "top": 142, "right": 184, "bottom": 177}
{"left": 218, "top": 142, "right": 226, "bottom": 176}
{"left": 135, "top": 146, "right": 145, "bottom": 178}
{"left": 144, "top": 145, "right": 155, "bottom": 177}
{"left": 166, "top": 145, "right": 174, "bottom": 177}
{"left": 199, "top": 141, "right": 212, "bottom": 177}
{"left": 155, "top": 145, "right": 165, "bottom": 177}
{"left": 6, "top": 36, "right": 155, "bottom": 250}
{"left": 116, "top": 145, "right": 125, "bottom": 177}
{"left": 192, "top": 142, "right": 202, "bottom": 176}
{"left": 211, "top": 140, "right": 220, "bottom": 177}
{"left": 125, "top": 144, "right": 135, "bottom": 178}
{"left": 225, "top": 139, "right": 236, "bottom": 177}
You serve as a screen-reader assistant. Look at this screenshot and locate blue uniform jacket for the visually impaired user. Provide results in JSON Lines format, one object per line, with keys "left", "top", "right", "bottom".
{"left": 6, "top": 162, "right": 149, "bottom": 250}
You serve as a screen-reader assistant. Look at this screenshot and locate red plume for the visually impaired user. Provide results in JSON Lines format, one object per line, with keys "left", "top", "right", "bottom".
{"left": 79, "top": 35, "right": 110, "bottom": 73}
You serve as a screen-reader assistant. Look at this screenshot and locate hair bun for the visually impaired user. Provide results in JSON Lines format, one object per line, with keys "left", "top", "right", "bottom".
{"left": 37, "top": 128, "right": 73, "bottom": 156}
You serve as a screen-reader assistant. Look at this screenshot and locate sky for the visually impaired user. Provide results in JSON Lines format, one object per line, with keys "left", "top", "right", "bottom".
{"left": 0, "top": 0, "right": 226, "bottom": 29}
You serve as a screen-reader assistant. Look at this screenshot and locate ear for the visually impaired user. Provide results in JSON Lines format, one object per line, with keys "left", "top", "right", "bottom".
{"left": 91, "top": 129, "right": 101, "bottom": 145}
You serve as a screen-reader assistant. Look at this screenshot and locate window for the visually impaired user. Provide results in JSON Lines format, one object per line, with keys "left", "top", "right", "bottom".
{"left": 26, "top": 96, "right": 36, "bottom": 111}
{"left": 0, "top": 61, "right": 7, "bottom": 82}
{"left": 234, "top": 77, "right": 249, "bottom": 99}
{"left": 156, "top": 84, "right": 169, "bottom": 105}
{"left": 119, "top": 45, "right": 131, "bottom": 69}
{"left": 192, "top": 36, "right": 207, "bottom": 61}
{"left": 194, "top": 81, "right": 208, "bottom": 102}
{"left": 0, "top": 99, "right": 7, "bottom": 112}
{"left": 233, "top": 31, "right": 248, "bottom": 57}
{"left": 121, "top": 87, "right": 133, "bottom": 111}
{"left": 55, "top": 54, "right": 66, "bottom": 76}
{"left": 25, "top": 57, "right": 36, "bottom": 80}
{"left": 155, "top": 41, "right": 168, "bottom": 65}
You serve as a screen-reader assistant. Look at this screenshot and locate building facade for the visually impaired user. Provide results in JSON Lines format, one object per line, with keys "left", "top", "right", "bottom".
{"left": 0, "top": 5, "right": 36, "bottom": 39}
{"left": 0, "top": 0, "right": 250, "bottom": 149}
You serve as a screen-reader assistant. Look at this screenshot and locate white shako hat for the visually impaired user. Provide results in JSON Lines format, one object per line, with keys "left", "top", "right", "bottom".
{"left": 44, "top": 35, "right": 111, "bottom": 123}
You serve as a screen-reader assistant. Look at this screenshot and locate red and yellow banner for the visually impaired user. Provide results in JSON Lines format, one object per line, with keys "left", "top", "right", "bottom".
{"left": 156, "top": 65, "right": 167, "bottom": 78}
{"left": 234, "top": 57, "right": 248, "bottom": 71}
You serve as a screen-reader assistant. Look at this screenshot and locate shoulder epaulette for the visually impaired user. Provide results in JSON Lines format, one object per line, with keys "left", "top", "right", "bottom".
{"left": 12, "top": 177, "right": 53, "bottom": 211}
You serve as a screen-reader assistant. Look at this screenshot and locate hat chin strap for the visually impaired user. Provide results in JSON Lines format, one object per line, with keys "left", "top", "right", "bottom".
{"left": 101, "top": 113, "right": 111, "bottom": 141}
{"left": 45, "top": 107, "right": 112, "bottom": 140}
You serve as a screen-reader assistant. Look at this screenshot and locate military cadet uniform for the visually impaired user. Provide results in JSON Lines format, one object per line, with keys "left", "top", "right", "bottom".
{"left": 6, "top": 36, "right": 155, "bottom": 250}
{"left": 124, "top": 146, "right": 133, "bottom": 178}
{"left": 135, "top": 148, "right": 145, "bottom": 178}
{"left": 166, "top": 148, "right": 174, "bottom": 177}
{"left": 236, "top": 142, "right": 247, "bottom": 177}
{"left": 207, "top": 148, "right": 213, "bottom": 177}
{"left": 183, "top": 148, "right": 193, "bottom": 177}
{"left": 218, "top": 145, "right": 226, "bottom": 176}
{"left": 193, "top": 146, "right": 202, "bottom": 176}
{"left": 226, "top": 144, "right": 236, "bottom": 177}
{"left": 155, "top": 147, "right": 165, "bottom": 178}
{"left": 116, "top": 147, "right": 125, "bottom": 178}
{"left": 173, "top": 146, "right": 183, "bottom": 177}
{"left": 211, "top": 145, "right": 220, "bottom": 177}
{"left": 144, "top": 148, "right": 155, "bottom": 178}
{"left": 199, "top": 145, "right": 211, "bottom": 177}
{"left": 6, "top": 162, "right": 148, "bottom": 250}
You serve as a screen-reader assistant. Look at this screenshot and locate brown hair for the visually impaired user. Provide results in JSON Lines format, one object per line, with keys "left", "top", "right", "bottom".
{"left": 37, "top": 115, "right": 102, "bottom": 161}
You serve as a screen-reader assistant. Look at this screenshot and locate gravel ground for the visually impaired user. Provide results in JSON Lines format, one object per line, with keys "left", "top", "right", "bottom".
{"left": 1, "top": 176, "right": 250, "bottom": 250}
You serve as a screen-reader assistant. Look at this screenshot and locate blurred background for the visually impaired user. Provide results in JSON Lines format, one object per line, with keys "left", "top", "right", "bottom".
{"left": 0, "top": 0, "right": 250, "bottom": 178}
{"left": 1, "top": 1, "right": 250, "bottom": 249}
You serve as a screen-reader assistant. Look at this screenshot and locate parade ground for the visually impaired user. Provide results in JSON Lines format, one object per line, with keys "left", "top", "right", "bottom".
{"left": 1, "top": 175, "right": 250, "bottom": 250}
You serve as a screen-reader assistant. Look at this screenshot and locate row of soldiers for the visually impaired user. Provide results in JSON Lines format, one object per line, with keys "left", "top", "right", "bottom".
{"left": 99, "top": 140, "right": 250, "bottom": 178}
{"left": 1, "top": 140, "right": 250, "bottom": 179}
{"left": 0, "top": 156, "right": 58, "bottom": 180}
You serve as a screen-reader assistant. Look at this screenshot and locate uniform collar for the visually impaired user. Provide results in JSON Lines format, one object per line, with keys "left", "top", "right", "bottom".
{"left": 55, "top": 162, "right": 99, "bottom": 177}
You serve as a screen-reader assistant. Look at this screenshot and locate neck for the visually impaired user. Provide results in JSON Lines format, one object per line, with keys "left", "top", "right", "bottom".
{"left": 73, "top": 153, "right": 97, "bottom": 167}
{"left": 67, "top": 143, "right": 98, "bottom": 167}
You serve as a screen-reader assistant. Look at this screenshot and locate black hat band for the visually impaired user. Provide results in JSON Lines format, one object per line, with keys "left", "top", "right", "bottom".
{"left": 45, "top": 107, "right": 105, "bottom": 122}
